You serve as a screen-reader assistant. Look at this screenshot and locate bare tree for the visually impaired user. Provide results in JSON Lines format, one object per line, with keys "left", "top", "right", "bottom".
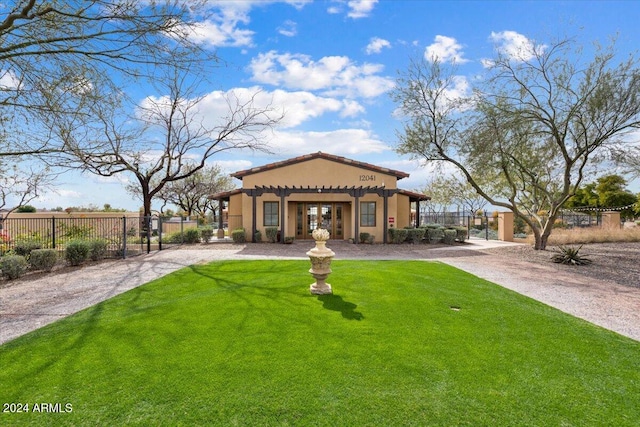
{"left": 394, "top": 37, "right": 640, "bottom": 250}
{"left": 0, "top": 160, "right": 49, "bottom": 214}
{"left": 419, "top": 174, "right": 487, "bottom": 215}
{"left": 0, "top": 1, "right": 213, "bottom": 211}
{"left": 0, "top": 1, "right": 212, "bottom": 156}
{"left": 59, "top": 68, "right": 282, "bottom": 217}
{"left": 128, "top": 163, "right": 235, "bottom": 218}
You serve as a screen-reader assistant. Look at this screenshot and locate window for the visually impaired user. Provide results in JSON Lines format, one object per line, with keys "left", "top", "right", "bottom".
{"left": 263, "top": 201, "right": 279, "bottom": 226}
{"left": 360, "top": 202, "right": 376, "bottom": 227}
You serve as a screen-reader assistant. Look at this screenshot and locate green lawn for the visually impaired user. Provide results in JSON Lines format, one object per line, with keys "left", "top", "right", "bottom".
{"left": 1, "top": 260, "right": 639, "bottom": 426}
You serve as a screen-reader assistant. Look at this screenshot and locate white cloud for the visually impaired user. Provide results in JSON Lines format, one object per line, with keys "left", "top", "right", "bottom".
{"left": 248, "top": 51, "right": 394, "bottom": 98}
{"left": 181, "top": 1, "right": 312, "bottom": 47}
{"left": 347, "top": 0, "right": 378, "bottom": 18}
{"left": 326, "top": 0, "right": 377, "bottom": 18}
{"left": 486, "top": 31, "right": 545, "bottom": 64}
{"left": 0, "top": 69, "right": 19, "bottom": 89}
{"left": 425, "top": 35, "right": 468, "bottom": 63}
{"left": 268, "top": 128, "right": 389, "bottom": 156}
{"left": 278, "top": 20, "right": 297, "bottom": 37}
{"left": 365, "top": 37, "right": 391, "bottom": 55}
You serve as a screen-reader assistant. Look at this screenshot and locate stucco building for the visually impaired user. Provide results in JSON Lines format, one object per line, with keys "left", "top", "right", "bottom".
{"left": 210, "top": 152, "right": 430, "bottom": 243}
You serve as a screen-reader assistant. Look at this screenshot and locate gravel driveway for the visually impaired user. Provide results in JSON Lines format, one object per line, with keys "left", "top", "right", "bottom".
{"left": 1, "top": 239, "right": 639, "bottom": 345}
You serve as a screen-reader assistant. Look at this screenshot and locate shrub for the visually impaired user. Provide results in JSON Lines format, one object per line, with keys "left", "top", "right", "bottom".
{"left": 1, "top": 255, "right": 28, "bottom": 280}
{"left": 406, "top": 228, "right": 426, "bottom": 244}
{"left": 164, "top": 231, "right": 184, "bottom": 244}
{"left": 265, "top": 227, "right": 279, "bottom": 243}
{"left": 29, "top": 249, "right": 58, "bottom": 271}
{"left": 88, "top": 239, "right": 108, "bottom": 261}
{"left": 231, "top": 228, "right": 246, "bottom": 243}
{"left": 254, "top": 230, "right": 263, "bottom": 243}
{"left": 388, "top": 228, "right": 408, "bottom": 244}
{"left": 359, "top": 232, "right": 371, "bottom": 244}
{"left": 443, "top": 229, "right": 457, "bottom": 245}
{"left": 427, "top": 228, "right": 445, "bottom": 244}
{"left": 551, "top": 245, "right": 592, "bottom": 265}
{"left": 452, "top": 227, "right": 467, "bottom": 243}
{"left": 14, "top": 241, "right": 42, "bottom": 258}
{"left": 200, "top": 227, "right": 214, "bottom": 243}
{"left": 65, "top": 240, "right": 90, "bottom": 266}
{"left": 284, "top": 236, "right": 295, "bottom": 244}
{"left": 183, "top": 228, "right": 201, "bottom": 244}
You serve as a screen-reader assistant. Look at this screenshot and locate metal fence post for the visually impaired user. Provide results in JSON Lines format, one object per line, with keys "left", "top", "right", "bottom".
{"left": 122, "top": 216, "right": 127, "bottom": 259}
{"left": 51, "top": 216, "right": 56, "bottom": 249}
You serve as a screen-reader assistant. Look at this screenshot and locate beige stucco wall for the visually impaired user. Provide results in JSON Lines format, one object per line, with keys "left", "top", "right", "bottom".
{"left": 233, "top": 157, "right": 415, "bottom": 241}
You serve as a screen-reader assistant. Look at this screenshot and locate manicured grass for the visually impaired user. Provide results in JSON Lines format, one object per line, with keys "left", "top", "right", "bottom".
{"left": 1, "top": 260, "right": 639, "bottom": 426}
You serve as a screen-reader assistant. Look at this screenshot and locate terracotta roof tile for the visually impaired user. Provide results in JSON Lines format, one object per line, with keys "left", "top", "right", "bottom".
{"left": 231, "top": 151, "right": 410, "bottom": 180}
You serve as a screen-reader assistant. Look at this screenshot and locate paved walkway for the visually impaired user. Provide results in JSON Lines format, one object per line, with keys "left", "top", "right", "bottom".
{"left": 1, "top": 239, "right": 639, "bottom": 344}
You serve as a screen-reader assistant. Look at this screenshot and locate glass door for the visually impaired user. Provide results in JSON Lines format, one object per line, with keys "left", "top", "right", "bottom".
{"left": 296, "top": 203, "right": 344, "bottom": 239}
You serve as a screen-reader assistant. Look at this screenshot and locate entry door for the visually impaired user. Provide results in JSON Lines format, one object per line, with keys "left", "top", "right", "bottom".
{"left": 296, "top": 203, "right": 343, "bottom": 239}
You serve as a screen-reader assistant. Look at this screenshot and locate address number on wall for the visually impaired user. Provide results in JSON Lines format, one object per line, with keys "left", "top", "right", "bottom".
{"left": 359, "top": 175, "right": 376, "bottom": 182}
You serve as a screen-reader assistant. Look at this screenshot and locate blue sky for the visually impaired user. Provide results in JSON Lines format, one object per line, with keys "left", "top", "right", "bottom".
{"left": 32, "top": 0, "right": 640, "bottom": 212}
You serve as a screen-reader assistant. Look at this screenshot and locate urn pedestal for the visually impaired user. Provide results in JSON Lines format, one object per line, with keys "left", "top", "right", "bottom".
{"left": 307, "top": 240, "right": 335, "bottom": 295}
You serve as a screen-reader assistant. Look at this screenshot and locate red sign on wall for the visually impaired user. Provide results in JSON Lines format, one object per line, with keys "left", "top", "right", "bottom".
{"left": 388, "top": 217, "right": 395, "bottom": 223}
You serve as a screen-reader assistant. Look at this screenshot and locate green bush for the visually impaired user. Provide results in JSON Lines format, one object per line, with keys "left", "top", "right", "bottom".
{"left": 14, "top": 241, "right": 42, "bottom": 258}
{"left": 254, "top": 230, "right": 262, "bottom": 243}
{"left": 443, "top": 229, "right": 457, "bottom": 245}
{"left": 1, "top": 255, "right": 28, "bottom": 280}
{"left": 231, "top": 228, "right": 246, "bottom": 243}
{"left": 406, "top": 228, "right": 426, "bottom": 244}
{"left": 452, "top": 227, "right": 467, "bottom": 243}
{"left": 183, "top": 228, "right": 201, "bottom": 244}
{"left": 29, "top": 249, "right": 58, "bottom": 271}
{"left": 88, "top": 239, "right": 108, "bottom": 261}
{"left": 164, "top": 231, "right": 184, "bottom": 244}
{"left": 200, "top": 227, "right": 214, "bottom": 243}
{"left": 265, "top": 227, "right": 279, "bottom": 243}
{"left": 388, "top": 228, "right": 408, "bottom": 244}
{"left": 427, "top": 228, "right": 445, "bottom": 244}
{"left": 65, "top": 240, "right": 90, "bottom": 266}
{"left": 359, "top": 232, "right": 371, "bottom": 244}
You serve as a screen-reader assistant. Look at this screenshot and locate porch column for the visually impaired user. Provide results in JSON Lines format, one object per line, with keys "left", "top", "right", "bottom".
{"left": 217, "top": 198, "right": 225, "bottom": 239}
{"left": 354, "top": 196, "right": 360, "bottom": 245}
{"left": 382, "top": 192, "right": 389, "bottom": 244}
{"left": 280, "top": 193, "right": 286, "bottom": 243}
{"left": 251, "top": 193, "right": 257, "bottom": 243}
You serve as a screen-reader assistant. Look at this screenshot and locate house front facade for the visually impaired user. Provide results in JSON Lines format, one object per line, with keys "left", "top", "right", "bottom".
{"left": 210, "top": 152, "right": 429, "bottom": 243}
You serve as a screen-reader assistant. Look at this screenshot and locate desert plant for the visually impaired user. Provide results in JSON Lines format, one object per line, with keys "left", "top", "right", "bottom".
{"left": 254, "top": 230, "right": 262, "bottom": 243}
{"left": 88, "top": 239, "right": 108, "bottom": 261}
{"left": 406, "top": 228, "right": 426, "bottom": 244}
{"left": 284, "top": 236, "right": 295, "bottom": 244}
{"left": 452, "top": 227, "right": 467, "bottom": 243}
{"left": 183, "top": 228, "right": 201, "bottom": 244}
{"left": 427, "top": 228, "right": 445, "bottom": 244}
{"left": 443, "top": 229, "right": 457, "bottom": 245}
{"left": 551, "top": 245, "right": 592, "bottom": 265}
{"left": 231, "top": 228, "right": 246, "bottom": 243}
{"left": 0, "top": 255, "right": 28, "bottom": 279}
{"left": 359, "top": 232, "right": 371, "bottom": 244}
{"left": 65, "top": 240, "right": 90, "bottom": 266}
{"left": 29, "top": 249, "right": 59, "bottom": 271}
{"left": 265, "top": 227, "right": 279, "bottom": 243}
{"left": 200, "top": 227, "right": 214, "bottom": 243}
{"left": 14, "top": 241, "right": 42, "bottom": 258}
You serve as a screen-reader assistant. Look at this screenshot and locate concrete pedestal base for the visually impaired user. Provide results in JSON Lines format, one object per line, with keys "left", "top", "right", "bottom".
{"left": 310, "top": 282, "right": 332, "bottom": 295}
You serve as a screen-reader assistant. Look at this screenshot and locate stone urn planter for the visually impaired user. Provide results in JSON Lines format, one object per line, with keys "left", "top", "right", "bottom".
{"left": 307, "top": 228, "right": 335, "bottom": 295}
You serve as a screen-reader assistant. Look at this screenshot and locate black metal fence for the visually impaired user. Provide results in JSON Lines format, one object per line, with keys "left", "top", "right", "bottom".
{"left": 0, "top": 216, "right": 147, "bottom": 258}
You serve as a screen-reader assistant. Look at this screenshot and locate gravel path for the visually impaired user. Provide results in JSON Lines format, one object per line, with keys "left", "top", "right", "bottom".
{"left": 1, "top": 239, "right": 639, "bottom": 345}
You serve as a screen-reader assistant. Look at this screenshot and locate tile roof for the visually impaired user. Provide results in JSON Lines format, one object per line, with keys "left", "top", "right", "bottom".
{"left": 231, "top": 151, "right": 410, "bottom": 180}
